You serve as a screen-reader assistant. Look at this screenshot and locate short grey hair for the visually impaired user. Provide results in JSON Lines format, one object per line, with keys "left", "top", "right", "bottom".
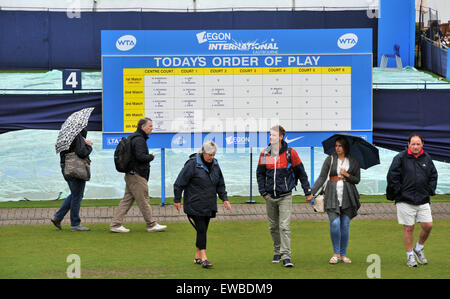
{"left": 137, "top": 117, "right": 152, "bottom": 129}
{"left": 200, "top": 140, "right": 218, "bottom": 155}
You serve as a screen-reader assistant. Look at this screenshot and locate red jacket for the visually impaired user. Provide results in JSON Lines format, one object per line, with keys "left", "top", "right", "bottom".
{"left": 256, "top": 141, "right": 311, "bottom": 199}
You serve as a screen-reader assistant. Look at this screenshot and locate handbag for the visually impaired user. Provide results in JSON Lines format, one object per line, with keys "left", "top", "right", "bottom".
{"left": 313, "top": 155, "right": 333, "bottom": 213}
{"left": 64, "top": 152, "right": 91, "bottom": 181}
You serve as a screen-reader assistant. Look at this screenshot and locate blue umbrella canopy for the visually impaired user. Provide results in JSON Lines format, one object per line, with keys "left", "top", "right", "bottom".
{"left": 321, "top": 133, "right": 380, "bottom": 170}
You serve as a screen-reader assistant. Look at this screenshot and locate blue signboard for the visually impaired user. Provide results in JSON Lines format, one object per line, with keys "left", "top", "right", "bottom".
{"left": 101, "top": 29, "right": 372, "bottom": 149}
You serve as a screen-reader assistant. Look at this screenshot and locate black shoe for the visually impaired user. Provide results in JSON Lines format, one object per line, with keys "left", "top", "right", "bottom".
{"left": 202, "top": 260, "right": 213, "bottom": 269}
{"left": 272, "top": 254, "right": 282, "bottom": 263}
{"left": 51, "top": 218, "right": 62, "bottom": 230}
{"left": 283, "top": 259, "right": 294, "bottom": 267}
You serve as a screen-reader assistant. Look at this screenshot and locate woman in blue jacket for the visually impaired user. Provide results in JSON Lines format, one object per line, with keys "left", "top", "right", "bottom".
{"left": 174, "top": 141, "right": 231, "bottom": 269}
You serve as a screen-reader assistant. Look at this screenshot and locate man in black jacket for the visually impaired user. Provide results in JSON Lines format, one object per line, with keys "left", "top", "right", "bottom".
{"left": 110, "top": 118, "right": 167, "bottom": 233}
{"left": 387, "top": 134, "right": 438, "bottom": 267}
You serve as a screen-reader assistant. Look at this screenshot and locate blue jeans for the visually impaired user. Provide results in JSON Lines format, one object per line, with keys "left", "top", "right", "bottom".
{"left": 329, "top": 213, "right": 351, "bottom": 256}
{"left": 54, "top": 176, "right": 86, "bottom": 228}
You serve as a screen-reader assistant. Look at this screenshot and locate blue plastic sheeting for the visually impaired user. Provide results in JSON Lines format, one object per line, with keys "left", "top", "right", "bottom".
{"left": 373, "top": 88, "right": 450, "bottom": 163}
{"left": 373, "top": 67, "right": 450, "bottom": 89}
{"left": 0, "top": 129, "right": 448, "bottom": 202}
{"left": 0, "top": 93, "right": 102, "bottom": 134}
{"left": 0, "top": 10, "right": 378, "bottom": 70}
{"left": 420, "top": 37, "right": 448, "bottom": 79}
{"left": 1, "top": 68, "right": 448, "bottom": 94}
{"left": 1, "top": 70, "right": 450, "bottom": 162}
{"left": 0, "top": 70, "right": 101, "bottom": 93}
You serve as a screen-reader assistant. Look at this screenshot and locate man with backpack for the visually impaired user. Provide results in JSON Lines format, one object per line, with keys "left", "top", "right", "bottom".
{"left": 256, "top": 125, "right": 312, "bottom": 267}
{"left": 110, "top": 117, "right": 167, "bottom": 233}
{"left": 387, "top": 133, "right": 438, "bottom": 267}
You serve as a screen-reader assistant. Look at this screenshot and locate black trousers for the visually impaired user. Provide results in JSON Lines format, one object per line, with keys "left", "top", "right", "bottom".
{"left": 188, "top": 215, "right": 211, "bottom": 250}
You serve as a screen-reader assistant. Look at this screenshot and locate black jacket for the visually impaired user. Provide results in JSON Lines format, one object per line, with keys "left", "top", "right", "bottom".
{"left": 256, "top": 140, "right": 311, "bottom": 199}
{"left": 60, "top": 129, "right": 92, "bottom": 170}
{"left": 387, "top": 150, "right": 438, "bottom": 205}
{"left": 173, "top": 153, "right": 228, "bottom": 217}
{"left": 129, "top": 128, "right": 154, "bottom": 181}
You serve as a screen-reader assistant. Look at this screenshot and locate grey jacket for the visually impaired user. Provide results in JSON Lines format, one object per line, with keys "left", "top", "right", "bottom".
{"left": 311, "top": 154, "right": 361, "bottom": 219}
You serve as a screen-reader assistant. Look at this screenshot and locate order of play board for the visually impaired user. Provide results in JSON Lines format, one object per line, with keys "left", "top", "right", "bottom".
{"left": 123, "top": 63, "right": 351, "bottom": 133}
{"left": 101, "top": 29, "right": 372, "bottom": 148}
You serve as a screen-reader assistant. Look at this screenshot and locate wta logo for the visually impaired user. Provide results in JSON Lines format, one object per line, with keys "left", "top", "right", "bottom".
{"left": 116, "top": 35, "right": 136, "bottom": 51}
{"left": 337, "top": 33, "right": 358, "bottom": 50}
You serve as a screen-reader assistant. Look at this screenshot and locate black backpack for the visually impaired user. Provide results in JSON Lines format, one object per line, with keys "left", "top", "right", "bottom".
{"left": 114, "top": 134, "right": 138, "bottom": 173}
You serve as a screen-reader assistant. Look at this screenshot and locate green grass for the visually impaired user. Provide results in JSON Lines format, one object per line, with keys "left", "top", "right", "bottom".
{"left": 0, "top": 220, "right": 449, "bottom": 279}
{"left": 1, "top": 194, "right": 449, "bottom": 209}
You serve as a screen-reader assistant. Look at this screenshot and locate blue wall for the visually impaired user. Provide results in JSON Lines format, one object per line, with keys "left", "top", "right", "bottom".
{"left": 0, "top": 10, "right": 378, "bottom": 70}
{"left": 378, "top": 0, "right": 415, "bottom": 67}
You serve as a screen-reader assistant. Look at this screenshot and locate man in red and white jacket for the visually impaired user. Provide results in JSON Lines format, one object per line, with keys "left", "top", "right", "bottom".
{"left": 256, "top": 125, "right": 311, "bottom": 268}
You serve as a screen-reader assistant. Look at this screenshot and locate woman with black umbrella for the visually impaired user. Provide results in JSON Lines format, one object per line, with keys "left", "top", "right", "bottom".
{"left": 307, "top": 137, "right": 361, "bottom": 264}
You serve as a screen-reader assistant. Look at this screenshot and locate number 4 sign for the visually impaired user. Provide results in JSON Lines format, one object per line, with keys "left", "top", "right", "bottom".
{"left": 63, "top": 69, "right": 82, "bottom": 90}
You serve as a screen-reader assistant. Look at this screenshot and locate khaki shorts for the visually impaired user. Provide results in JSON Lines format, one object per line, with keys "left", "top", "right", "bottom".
{"left": 396, "top": 202, "right": 433, "bottom": 226}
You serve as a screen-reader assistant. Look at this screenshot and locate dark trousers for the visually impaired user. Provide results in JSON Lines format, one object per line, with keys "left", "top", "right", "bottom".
{"left": 188, "top": 215, "right": 211, "bottom": 250}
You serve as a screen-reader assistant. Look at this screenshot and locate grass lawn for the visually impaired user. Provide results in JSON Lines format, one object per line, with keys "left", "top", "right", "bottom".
{"left": 1, "top": 194, "right": 449, "bottom": 209}
{"left": 1, "top": 219, "right": 449, "bottom": 279}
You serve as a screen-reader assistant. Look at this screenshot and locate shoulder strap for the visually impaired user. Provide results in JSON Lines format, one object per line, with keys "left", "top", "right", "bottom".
{"left": 286, "top": 147, "right": 292, "bottom": 170}
{"left": 262, "top": 147, "right": 270, "bottom": 165}
{"left": 320, "top": 155, "right": 333, "bottom": 194}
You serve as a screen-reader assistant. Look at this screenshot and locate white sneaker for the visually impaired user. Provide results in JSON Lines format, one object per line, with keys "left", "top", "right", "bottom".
{"left": 407, "top": 254, "right": 418, "bottom": 267}
{"left": 147, "top": 223, "right": 167, "bottom": 232}
{"left": 110, "top": 225, "right": 130, "bottom": 233}
{"left": 413, "top": 247, "right": 428, "bottom": 265}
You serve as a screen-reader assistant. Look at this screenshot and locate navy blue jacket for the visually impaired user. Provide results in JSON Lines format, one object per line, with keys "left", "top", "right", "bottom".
{"left": 387, "top": 150, "right": 438, "bottom": 205}
{"left": 173, "top": 153, "right": 228, "bottom": 217}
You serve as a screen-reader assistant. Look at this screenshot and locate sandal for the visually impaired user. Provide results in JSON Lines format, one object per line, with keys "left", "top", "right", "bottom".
{"left": 341, "top": 257, "right": 352, "bottom": 264}
{"left": 194, "top": 258, "right": 202, "bottom": 265}
{"left": 329, "top": 256, "right": 340, "bottom": 264}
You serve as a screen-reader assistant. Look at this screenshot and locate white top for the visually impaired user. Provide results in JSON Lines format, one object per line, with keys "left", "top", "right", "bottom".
{"left": 336, "top": 157, "right": 349, "bottom": 207}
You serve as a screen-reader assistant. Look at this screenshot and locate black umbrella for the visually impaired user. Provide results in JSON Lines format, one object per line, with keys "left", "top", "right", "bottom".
{"left": 321, "top": 133, "right": 380, "bottom": 170}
